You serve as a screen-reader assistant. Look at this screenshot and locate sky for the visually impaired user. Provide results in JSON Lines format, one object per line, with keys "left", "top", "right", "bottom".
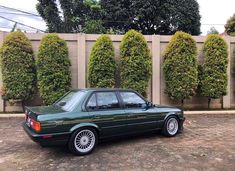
{"left": 0, "top": 0, "right": 235, "bottom": 35}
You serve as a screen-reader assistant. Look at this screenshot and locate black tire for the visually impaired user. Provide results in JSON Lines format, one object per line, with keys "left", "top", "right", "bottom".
{"left": 162, "top": 116, "right": 179, "bottom": 137}
{"left": 68, "top": 128, "right": 98, "bottom": 156}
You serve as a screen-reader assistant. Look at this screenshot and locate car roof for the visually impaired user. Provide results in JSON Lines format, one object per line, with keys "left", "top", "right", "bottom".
{"left": 71, "top": 88, "right": 135, "bottom": 92}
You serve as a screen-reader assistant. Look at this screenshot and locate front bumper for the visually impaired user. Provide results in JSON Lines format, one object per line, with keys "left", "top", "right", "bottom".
{"left": 22, "top": 122, "right": 71, "bottom": 146}
{"left": 179, "top": 117, "right": 185, "bottom": 132}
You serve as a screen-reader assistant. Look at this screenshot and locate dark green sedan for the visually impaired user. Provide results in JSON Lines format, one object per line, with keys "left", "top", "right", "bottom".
{"left": 23, "top": 89, "right": 185, "bottom": 155}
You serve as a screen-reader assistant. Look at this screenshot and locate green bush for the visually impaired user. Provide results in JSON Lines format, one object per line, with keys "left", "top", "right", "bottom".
{"left": 0, "top": 31, "right": 36, "bottom": 101}
{"left": 201, "top": 35, "right": 228, "bottom": 106}
{"left": 37, "top": 34, "right": 71, "bottom": 105}
{"left": 163, "top": 31, "right": 198, "bottom": 104}
{"left": 120, "top": 30, "right": 152, "bottom": 96}
{"left": 88, "top": 34, "right": 116, "bottom": 87}
{"left": 225, "top": 14, "right": 235, "bottom": 36}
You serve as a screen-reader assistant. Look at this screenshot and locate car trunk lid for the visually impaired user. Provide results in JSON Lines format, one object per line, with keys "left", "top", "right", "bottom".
{"left": 25, "top": 105, "right": 65, "bottom": 120}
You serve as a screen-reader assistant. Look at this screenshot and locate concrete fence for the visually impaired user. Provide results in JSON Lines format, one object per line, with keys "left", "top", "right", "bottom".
{"left": 0, "top": 31, "right": 235, "bottom": 111}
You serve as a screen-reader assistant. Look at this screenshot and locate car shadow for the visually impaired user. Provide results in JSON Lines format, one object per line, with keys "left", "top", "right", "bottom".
{"left": 39, "top": 131, "right": 164, "bottom": 156}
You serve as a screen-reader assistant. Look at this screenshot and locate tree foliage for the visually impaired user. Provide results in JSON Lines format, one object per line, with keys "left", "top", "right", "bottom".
{"left": 163, "top": 31, "right": 198, "bottom": 103}
{"left": 101, "top": 0, "right": 201, "bottom": 35}
{"left": 82, "top": 20, "right": 106, "bottom": 34}
{"left": 201, "top": 35, "right": 228, "bottom": 100}
{"left": 207, "top": 27, "right": 219, "bottom": 35}
{"left": 37, "top": 0, "right": 201, "bottom": 35}
{"left": 225, "top": 13, "right": 235, "bottom": 36}
{"left": 37, "top": 34, "right": 71, "bottom": 105}
{"left": 88, "top": 34, "right": 116, "bottom": 88}
{"left": 120, "top": 30, "right": 152, "bottom": 97}
{"left": 36, "top": 0, "right": 104, "bottom": 33}
{"left": 0, "top": 31, "right": 36, "bottom": 101}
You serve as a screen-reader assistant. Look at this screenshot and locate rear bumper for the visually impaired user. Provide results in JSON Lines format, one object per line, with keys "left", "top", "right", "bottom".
{"left": 22, "top": 122, "right": 70, "bottom": 146}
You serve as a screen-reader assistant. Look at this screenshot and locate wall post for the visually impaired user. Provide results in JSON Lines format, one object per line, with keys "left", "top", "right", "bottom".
{"left": 151, "top": 35, "right": 161, "bottom": 104}
{"left": 77, "top": 33, "right": 86, "bottom": 89}
{"left": 223, "top": 36, "right": 231, "bottom": 108}
{"left": 0, "top": 32, "right": 5, "bottom": 112}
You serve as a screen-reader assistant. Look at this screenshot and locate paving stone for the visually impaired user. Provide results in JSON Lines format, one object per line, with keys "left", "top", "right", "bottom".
{"left": 0, "top": 115, "right": 235, "bottom": 171}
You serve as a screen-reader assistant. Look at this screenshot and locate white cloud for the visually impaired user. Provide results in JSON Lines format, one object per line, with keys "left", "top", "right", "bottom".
{"left": 198, "top": 0, "right": 235, "bottom": 35}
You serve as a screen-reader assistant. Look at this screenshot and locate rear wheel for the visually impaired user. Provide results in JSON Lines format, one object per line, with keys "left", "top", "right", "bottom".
{"left": 162, "top": 116, "right": 179, "bottom": 137}
{"left": 68, "top": 128, "right": 98, "bottom": 155}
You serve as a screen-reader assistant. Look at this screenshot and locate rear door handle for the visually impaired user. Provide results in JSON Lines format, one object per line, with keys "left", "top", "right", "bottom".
{"left": 127, "top": 114, "right": 136, "bottom": 118}
{"left": 94, "top": 115, "right": 101, "bottom": 119}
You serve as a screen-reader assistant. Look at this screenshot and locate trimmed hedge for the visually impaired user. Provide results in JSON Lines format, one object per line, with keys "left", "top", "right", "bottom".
{"left": 163, "top": 31, "right": 198, "bottom": 104}
{"left": 0, "top": 31, "right": 36, "bottom": 101}
{"left": 37, "top": 34, "right": 71, "bottom": 105}
{"left": 120, "top": 30, "right": 152, "bottom": 97}
{"left": 201, "top": 35, "right": 228, "bottom": 101}
{"left": 88, "top": 34, "right": 116, "bottom": 88}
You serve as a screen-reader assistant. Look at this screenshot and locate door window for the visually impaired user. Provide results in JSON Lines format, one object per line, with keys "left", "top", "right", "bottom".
{"left": 86, "top": 92, "right": 120, "bottom": 110}
{"left": 120, "top": 92, "right": 146, "bottom": 108}
{"left": 97, "top": 92, "right": 120, "bottom": 110}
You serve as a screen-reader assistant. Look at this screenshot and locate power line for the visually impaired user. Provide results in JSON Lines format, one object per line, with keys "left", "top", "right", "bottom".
{"left": 0, "top": 5, "right": 39, "bottom": 17}
{"left": 0, "top": 11, "right": 42, "bottom": 18}
{"left": 0, "top": 15, "right": 45, "bottom": 32}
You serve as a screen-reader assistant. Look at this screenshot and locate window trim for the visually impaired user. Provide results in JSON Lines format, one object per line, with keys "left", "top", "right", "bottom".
{"left": 85, "top": 91, "right": 122, "bottom": 112}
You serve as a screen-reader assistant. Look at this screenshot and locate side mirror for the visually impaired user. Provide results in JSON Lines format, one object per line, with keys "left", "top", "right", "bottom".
{"left": 145, "top": 101, "right": 153, "bottom": 109}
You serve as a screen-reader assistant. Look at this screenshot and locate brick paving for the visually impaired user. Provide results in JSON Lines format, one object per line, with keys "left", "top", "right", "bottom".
{"left": 0, "top": 114, "right": 235, "bottom": 171}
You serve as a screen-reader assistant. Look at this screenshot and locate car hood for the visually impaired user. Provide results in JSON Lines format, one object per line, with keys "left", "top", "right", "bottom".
{"left": 26, "top": 105, "right": 65, "bottom": 115}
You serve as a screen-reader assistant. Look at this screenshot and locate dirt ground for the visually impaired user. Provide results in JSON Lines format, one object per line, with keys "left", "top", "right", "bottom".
{"left": 0, "top": 114, "right": 235, "bottom": 171}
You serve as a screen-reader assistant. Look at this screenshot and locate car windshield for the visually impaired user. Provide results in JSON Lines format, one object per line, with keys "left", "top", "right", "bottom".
{"left": 55, "top": 91, "right": 86, "bottom": 111}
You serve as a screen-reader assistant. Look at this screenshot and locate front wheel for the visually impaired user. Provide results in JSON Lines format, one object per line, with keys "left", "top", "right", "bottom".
{"left": 162, "top": 116, "right": 179, "bottom": 137}
{"left": 68, "top": 128, "right": 98, "bottom": 155}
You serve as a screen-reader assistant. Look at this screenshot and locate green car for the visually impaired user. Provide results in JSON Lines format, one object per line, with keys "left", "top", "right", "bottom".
{"left": 23, "top": 89, "right": 185, "bottom": 155}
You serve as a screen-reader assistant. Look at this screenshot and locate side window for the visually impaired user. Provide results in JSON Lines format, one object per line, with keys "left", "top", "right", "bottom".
{"left": 87, "top": 94, "right": 97, "bottom": 110}
{"left": 97, "top": 92, "right": 120, "bottom": 110}
{"left": 120, "top": 92, "right": 146, "bottom": 108}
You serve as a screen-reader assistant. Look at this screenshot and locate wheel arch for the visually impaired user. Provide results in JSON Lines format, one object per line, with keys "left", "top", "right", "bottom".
{"left": 164, "top": 112, "right": 180, "bottom": 122}
{"left": 70, "top": 123, "right": 100, "bottom": 137}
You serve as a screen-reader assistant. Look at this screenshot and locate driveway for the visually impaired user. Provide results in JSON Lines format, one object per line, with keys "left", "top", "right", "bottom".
{"left": 0, "top": 114, "right": 235, "bottom": 171}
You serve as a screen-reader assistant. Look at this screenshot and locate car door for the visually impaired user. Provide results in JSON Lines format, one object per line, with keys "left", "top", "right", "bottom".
{"left": 87, "top": 91, "right": 127, "bottom": 138}
{"left": 119, "top": 91, "right": 161, "bottom": 133}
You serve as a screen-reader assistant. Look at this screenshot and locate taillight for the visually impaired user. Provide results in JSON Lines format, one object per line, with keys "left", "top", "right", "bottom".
{"left": 30, "top": 119, "right": 41, "bottom": 132}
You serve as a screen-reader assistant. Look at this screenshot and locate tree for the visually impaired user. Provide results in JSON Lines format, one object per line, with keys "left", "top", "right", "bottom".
{"left": 201, "top": 35, "right": 228, "bottom": 108}
{"left": 37, "top": 34, "right": 71, "bottom": 105}
{"left": 0, "top": 31, "right": 36, "bottom": 103}
{"left": 163, "top": 31, "right": 198, "bottom": 106}
{"left": 36, "top": 0, "right": 104, "bottom": 33}
{"left": 207, "top": 27, "right": 219, "bottom": 35}
{"left": 120, "top": 30, "right": 152, "bottom": 97}
{"left": 36, "top": 0, "right": 64, "bottom": 32}
{"left": 225, "top": 13, "right": 235, "bottom": 36}
{"left": 82, "top": 20, "right": 106, "bottom": 34}
{"left": 101, "top": 0, "right": 201, "bottom": 35}
{"left": 88, "top": 34, "right": 116, "bottom": 87}
{"left": 100, "top": 0, "right": 133, "bottom": 33}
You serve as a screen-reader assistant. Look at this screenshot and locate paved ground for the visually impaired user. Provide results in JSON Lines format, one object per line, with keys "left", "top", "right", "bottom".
{"left": 0, "top": 115, "right": 235, "bottom": 171}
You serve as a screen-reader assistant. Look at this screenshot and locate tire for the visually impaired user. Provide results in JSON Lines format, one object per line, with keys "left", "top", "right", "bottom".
{"left": 68, "top": 128, "right": 98, "bottom": 155}
{"left": 162, "top": 116, "right": 179, "bottom": 137}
